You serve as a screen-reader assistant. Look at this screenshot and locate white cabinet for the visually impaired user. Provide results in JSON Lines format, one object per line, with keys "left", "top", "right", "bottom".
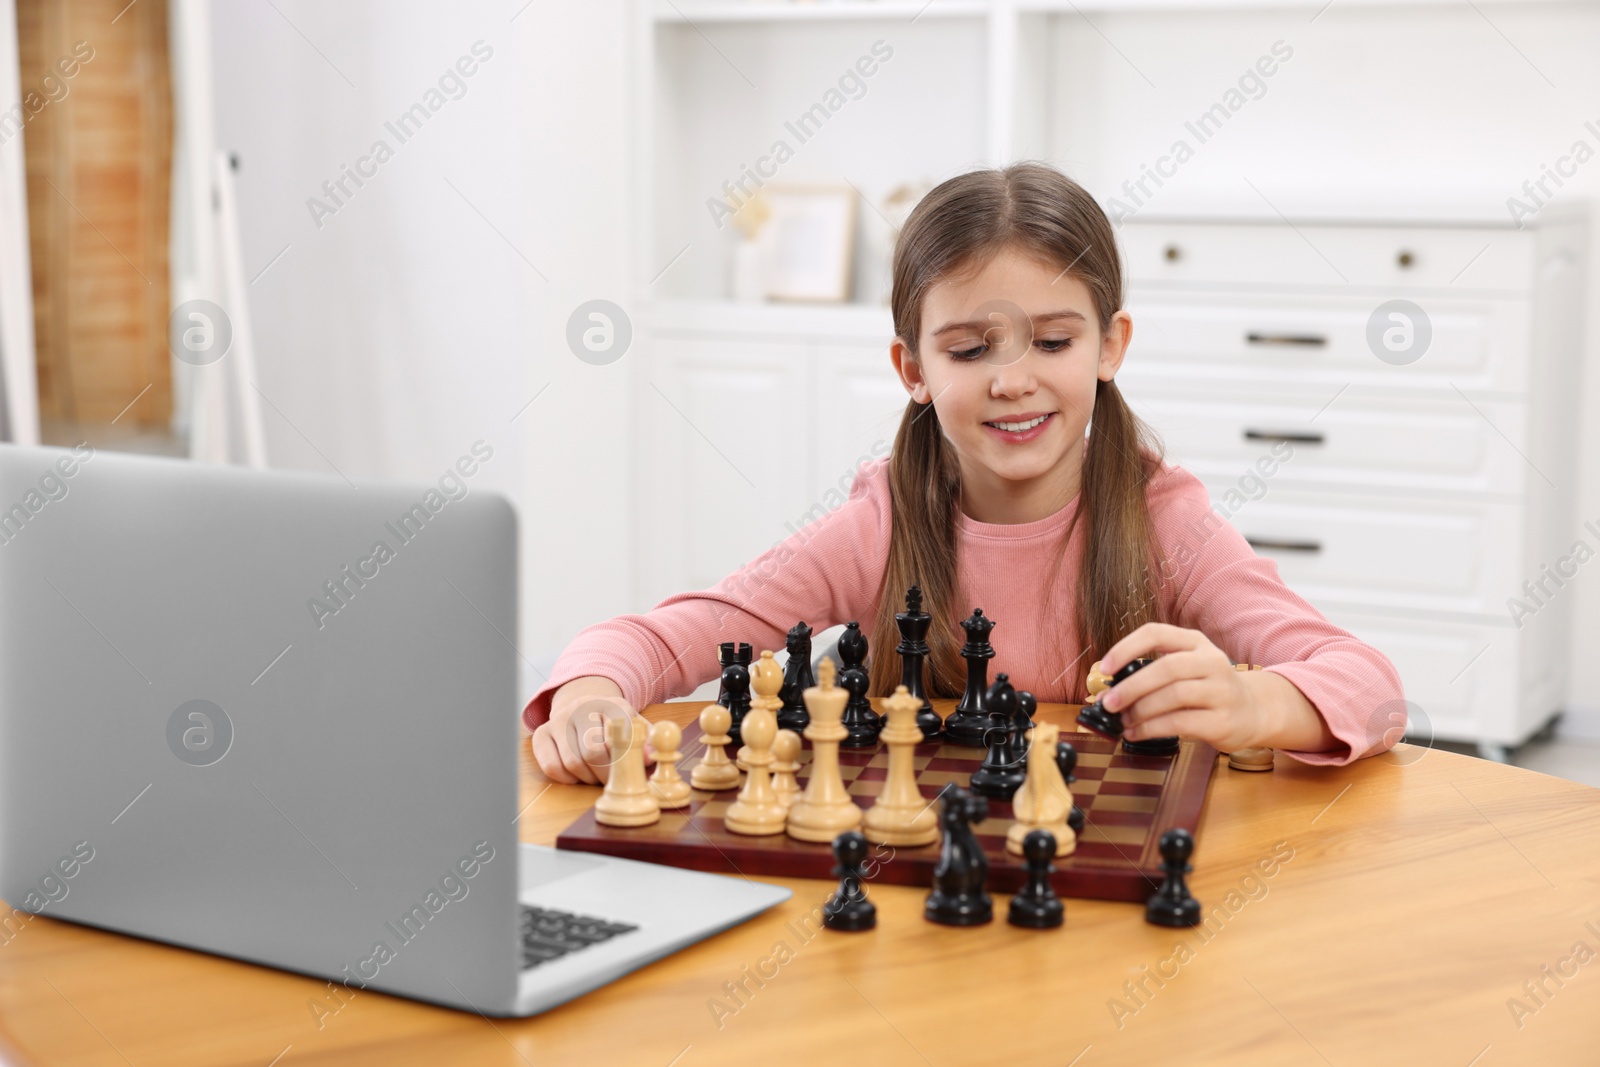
{"left": 633, "top": 303, "right": 905, "bottom": 608}
{"left": 1120, "top": 212, "right": 1588, "bottom": 755}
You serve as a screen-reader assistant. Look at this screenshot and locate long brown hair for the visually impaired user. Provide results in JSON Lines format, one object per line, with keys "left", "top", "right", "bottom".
{"left": 865, "top": 162, "right": 1168, "bottom": 703}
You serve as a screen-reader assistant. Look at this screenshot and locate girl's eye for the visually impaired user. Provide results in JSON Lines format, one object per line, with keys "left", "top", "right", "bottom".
{"left": 950, "top": 345, "right": 986, "bottom": 361}
{"left": 1037, "top": 338, "right": 1072, "bottom": 352}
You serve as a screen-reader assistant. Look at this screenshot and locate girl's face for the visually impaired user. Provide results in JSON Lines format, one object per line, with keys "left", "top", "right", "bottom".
{"left": 890, "top": 244, "right": 1132, "bottom": 513}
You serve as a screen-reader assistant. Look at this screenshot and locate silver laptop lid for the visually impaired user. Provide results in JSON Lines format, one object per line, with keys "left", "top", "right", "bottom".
{"left": 0, "top": 444, "right": 522, "bottom": 1013}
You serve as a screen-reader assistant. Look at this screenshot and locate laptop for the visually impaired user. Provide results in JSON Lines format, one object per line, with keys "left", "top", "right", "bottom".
{"left": 0, "top": 443, "right": 789, "bottom": 1017}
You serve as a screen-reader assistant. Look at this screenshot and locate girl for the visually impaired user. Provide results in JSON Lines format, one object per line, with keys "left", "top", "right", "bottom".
{"left": 527, "top": 162, "right": 1403, "bottom": 785}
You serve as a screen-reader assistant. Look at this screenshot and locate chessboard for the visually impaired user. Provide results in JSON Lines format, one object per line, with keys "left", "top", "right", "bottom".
{"left": 556, "top": 701, "right": 1218, "bottom": 903}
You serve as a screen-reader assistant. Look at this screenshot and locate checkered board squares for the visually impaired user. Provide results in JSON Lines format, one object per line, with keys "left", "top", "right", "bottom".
{"left": 556, "top": 720, "right": 1217, "bottom": 903}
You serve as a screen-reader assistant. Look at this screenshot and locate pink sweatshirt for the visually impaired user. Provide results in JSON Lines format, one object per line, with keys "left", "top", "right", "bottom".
{"left": 524, "top": 457, "right": 1403, "bottom": 766}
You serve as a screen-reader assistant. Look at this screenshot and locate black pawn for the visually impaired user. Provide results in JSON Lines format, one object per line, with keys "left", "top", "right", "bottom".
{"left": 823, "top": 831, "right": 877, "bottom": 932}
{"left": 722, "top": 662, "right": 752, "bottom": 746}
{"left": 896, "top": 585, "right": 941, "bottom": 741}
{"left": 777, "top": 622, "right": 815, "bottom": 732}
{"left": 1008, "top": 829, "right": 1064, "bottom": 929}
{"left": 1056, "top": 741, "right": 1085, "bottom": 835}
{"left": 945, "top": 609, "right": 997, "bottom": 747}
{"left": 969, "top": 674, "right": 1025, "bottom": 801}
{"left": 1007, "top": 690, "right": 1037, "bottom": 765}
{"left": 1145, "top": 827, "right": 1202, "bottom": 928}
{"left": 836, "top": 622, "right": 882, "bottom": 748}
{"left": 924, "top": 785, "right": 992, "bottom": 926}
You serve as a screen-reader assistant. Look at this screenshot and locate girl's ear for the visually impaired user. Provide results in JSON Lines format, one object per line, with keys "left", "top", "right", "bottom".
{"left": 890, "top": 338, "right": 932, "bottom": 403}
{"left": 1098, "top": 310, "right": 1133, "bottom": 381}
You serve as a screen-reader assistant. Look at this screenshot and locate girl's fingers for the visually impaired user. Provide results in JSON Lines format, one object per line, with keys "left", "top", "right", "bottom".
{"left": 1100, "top": 623, "right": 1206, "bottom": 677}
{"left": 1124, "top": 708, "right": 1211, "bottom": 744}
{"left": 531, "top": 727, "right": 577, "bottom": 785}
{"left": 1105, "top": 650, "right": 1210, "bottom": 711}
{"left": 1121, "top": 677, "right": 1215, "bottom": 725}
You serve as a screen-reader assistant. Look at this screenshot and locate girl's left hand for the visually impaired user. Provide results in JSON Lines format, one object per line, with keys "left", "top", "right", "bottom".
{"left": 1096, "top": 623, "right": 1268, "bottom": 752}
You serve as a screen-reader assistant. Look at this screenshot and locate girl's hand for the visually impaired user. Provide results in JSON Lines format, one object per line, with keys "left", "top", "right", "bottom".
{"left": 531, "top": 677, "right": 655, "bottom": 785}
{"left": 1096, "top": 623, "right": 1272, "bottom": 753}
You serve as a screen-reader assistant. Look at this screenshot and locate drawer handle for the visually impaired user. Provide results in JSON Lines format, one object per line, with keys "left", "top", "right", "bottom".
{"left": 1245, "top": 332, "right": 1327, "bottom": 347}
{"left": 1246, "top": 537, "right": 1323, "bottom": 554}
{"left": 1243, "top": 429, "right": 1324, "bottom": 445}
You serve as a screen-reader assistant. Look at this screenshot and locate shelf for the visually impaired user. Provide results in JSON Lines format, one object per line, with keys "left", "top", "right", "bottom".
{"left": 646, "top": 298, "right": 895, "bottom": 338}
{"left": 653, "top": 0, "right": 989, "bottom": 23}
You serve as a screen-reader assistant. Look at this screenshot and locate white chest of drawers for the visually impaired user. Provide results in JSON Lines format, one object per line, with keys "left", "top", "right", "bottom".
{"left": 1119, "top": 211, "right": 1589, "bottom": 759}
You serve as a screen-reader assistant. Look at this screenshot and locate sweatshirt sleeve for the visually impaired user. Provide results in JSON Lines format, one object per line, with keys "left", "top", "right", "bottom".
{"left": 521, "top": 458, "right": 894, "bottom": 732}
{"left": 1153, "top": 465, "right": 1405, "bottom": 766}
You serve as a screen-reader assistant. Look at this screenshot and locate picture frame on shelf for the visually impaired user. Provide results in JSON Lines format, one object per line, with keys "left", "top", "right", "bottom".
{"left": 761, "top": 185, "right": 856, "bottom": 303}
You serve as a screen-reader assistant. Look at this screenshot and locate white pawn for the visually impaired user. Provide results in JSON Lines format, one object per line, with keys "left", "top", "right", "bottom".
{"left": 648, "top": 720, "right": 693, "bottom": 808}
{"left": 689, "top": 704, "right": 741, "bottom": 792}
{"left": 771, "top": 729, "right": 802, "bottom": 810}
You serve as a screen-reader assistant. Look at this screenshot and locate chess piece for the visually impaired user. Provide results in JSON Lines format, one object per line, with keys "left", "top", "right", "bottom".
{"left": 970, "top": 674, "right": 1026, "bottom": 801}
{"left": 836, "top": 622, "right": 882, "bottom": 748}
{"left": 1006, "top": 721, "right": 1075, "bottom": 857}
{"left": 1075, "top": 656, "right": 1156, "bottom": 741}
{"left": 896, "top": 585, "right": 941, "bottom": 741}
{"left": 1145, "top": 827, "right": 1202, "bottom": 927}
{"left": 924, "top": 784, "right": 992, "bottom": 926}
{"left": 594, "top": 717, "right": 661, "bottom": 827}
{"left": 944, "top": 608, "right": 997, "bottom": 747}
{"left": 737, "top": 651, "right": 784, "bottom": 771}
{"left": 771, "top": 729, "right": 802, "bottom": 809}
{"left": 725, "top": 663, "right": 787, "bottom": 836}
{"left": 722, "top": 661, "right": 753, "bottom": 747}
{"left": 787, "top": 658, "right": 864, "bottom": 842}
{"left": 647, "top": 720, "right": 692, "bottom": 809}
{"left": 822, "top": 830, "right": 877, "bottom": 932}
{"left": 1008, "top": 829, "right": 1065, "bottom": 929}
{"left": 1008, "top": 689, "right": 1037, "bottom": 765}
{"left": 862, "top": 686, "right": 939, "bottom": 847}
{"left": 1057, "top": 741, "right": 1085, "bottom": 835}
{"left": 715, "top": 641, "right": 753, "bottom": 710}
{"left": 1227, "top": 747, "right": 1275, "bottom": 772}
{"left": 689, "top": 703, "right": 741, "bottom": 792}
{"left": 777, "top": 622, "right": 815, "bottom": 732}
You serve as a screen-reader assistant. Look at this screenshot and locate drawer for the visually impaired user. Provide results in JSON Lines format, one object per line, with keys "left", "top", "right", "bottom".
{"left": 1313, "top": 610, "right": 1522, "bottom": 746}
{"left": 1121, "top": 221, "right": 1534, "bottom": 291}
{"left": 1122, "top": 294, "right": 1530, "bottom": 396}
{"left": 1196, "top": 485, "right": 1522, "bottom": 617}
{"left": 1129, "top": 386, "right": 1530, "bottom": 498}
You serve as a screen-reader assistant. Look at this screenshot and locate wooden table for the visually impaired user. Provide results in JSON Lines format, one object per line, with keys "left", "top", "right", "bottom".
{"left": 4, "top": 700, "right": 1599, "bottom": 1066}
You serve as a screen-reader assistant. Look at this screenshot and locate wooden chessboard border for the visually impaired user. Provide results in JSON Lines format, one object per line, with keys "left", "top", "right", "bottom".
{"left": 556, "top": 706, "right": 1218, "bottom": 903}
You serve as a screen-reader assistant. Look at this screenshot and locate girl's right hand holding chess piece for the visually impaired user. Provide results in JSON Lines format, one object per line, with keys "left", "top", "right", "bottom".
{"left": 533, "top": 677, "right": 654, "bottom": 785}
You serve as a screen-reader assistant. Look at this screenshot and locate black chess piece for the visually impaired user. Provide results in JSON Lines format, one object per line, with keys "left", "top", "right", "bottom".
{"left": 1145, "top": 827, "right": 1202, "bottom": 928}
{"left": 896, "top": 585, "right": 941, "bottom": 741}
{"left": 715, "top": 642, "right": 752, "bottom": 709}
{"left": 1008, "top": 829, "right": 1065, "bottom": 929}
{"left": 1056, "top": 741, "right": 1085, "bottom": 835}
{"left": 969, "top": 674, "right": 1026, "bottom": 801}
{"left": 822, "top": 830, "right": 877, "bottom": 932}
{"left": 1075, "top": 655, "right": 1156, "bottom": 741}
{"left": 1007, "top": 689, "right": 1037, "bottom": 766}
{"left": 836, "top": 621, "right": 882, "bottom": 749}
{"left": 722, "top": 662, "right": 752, "bottom": 746}
{"left": 778, "top": 622, "right": 815, "bottom": 732}
{"left": 944, "top": 609, "right": 997, "bottom": 747}
{"left": 924, "top": 784, "right": 993, "bottom": 926}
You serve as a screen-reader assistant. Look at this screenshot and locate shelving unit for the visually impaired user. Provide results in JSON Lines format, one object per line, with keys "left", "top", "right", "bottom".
{"left": 626, "top": 0, "right": 1586, "bottom": 751}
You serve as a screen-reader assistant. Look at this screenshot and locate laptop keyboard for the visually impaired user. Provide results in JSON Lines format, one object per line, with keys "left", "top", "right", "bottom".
{"left": 519, "top": 904, "right": 639, "bottom": 970}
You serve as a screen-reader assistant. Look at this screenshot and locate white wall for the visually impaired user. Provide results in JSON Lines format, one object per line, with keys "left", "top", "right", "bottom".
{"left": 209, "top": 0, "right": 635, "bottom": 702}
{"left": 1025, "top": 2, "right": 1600, "bottom": 718}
